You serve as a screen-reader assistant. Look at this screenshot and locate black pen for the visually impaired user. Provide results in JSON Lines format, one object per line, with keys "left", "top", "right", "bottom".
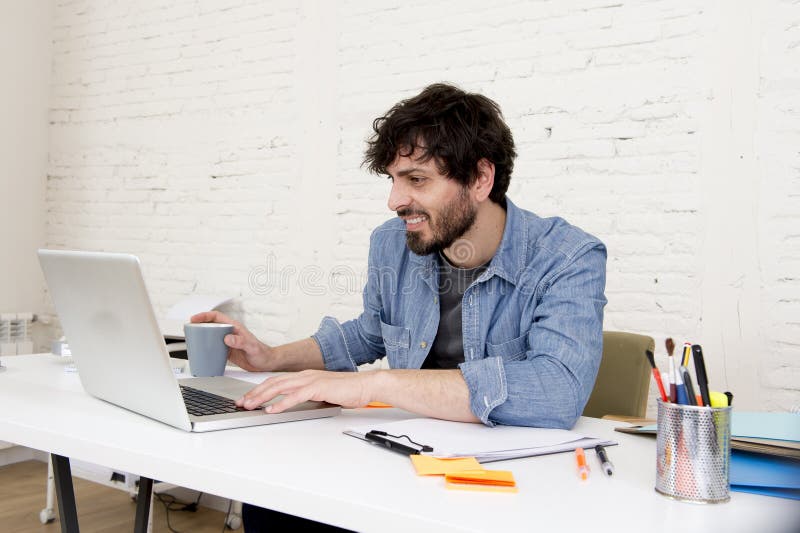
{"left": 692, "top": 344, "right": 711, "bottom": 407}
{"left": 595, "top": 445, "right": 614, "bottom": 476}
{"left": 365, "top": 431, "right": 421, "bottom": 455}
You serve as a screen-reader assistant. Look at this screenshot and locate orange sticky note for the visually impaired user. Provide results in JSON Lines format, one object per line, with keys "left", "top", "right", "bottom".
{"left": 445, "top": 481, "right": 519, "bottom": 493}
{"left": 445, "top": 469, "right": 516, "bottom": 487}
{"left": 410, "top": 455, "right": 482, "bottom": 476}
{"left": 364, "top": 402, "right": 393, "bottom": 408}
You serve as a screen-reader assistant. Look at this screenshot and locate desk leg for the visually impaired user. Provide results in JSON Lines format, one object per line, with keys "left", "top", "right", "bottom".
{"left": 51, "top": 454, "right": 80, "bottom": 533}
{"left": 134, "top": 476, "right": 154, "bottom": 533}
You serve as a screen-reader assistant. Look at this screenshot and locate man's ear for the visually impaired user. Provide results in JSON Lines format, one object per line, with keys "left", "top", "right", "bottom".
{"left": 472, "top": 158, "right": 495, "bottom": 202}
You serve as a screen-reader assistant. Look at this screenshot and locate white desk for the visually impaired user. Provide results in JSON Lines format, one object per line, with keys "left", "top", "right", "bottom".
{"left": 1, "top": 354, "right": 797, "bottom": 533}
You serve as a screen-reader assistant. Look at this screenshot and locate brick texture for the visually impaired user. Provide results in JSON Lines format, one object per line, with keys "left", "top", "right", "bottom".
{"left": 42, "top": 0, "right": 800, "bottom": 413}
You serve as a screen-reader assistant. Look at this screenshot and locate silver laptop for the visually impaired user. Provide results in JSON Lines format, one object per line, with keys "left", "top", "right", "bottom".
{"left": 38, "top": 249, "right": 341, "bottom": 432}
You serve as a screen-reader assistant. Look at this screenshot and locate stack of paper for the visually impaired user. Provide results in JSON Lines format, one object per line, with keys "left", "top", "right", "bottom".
{"left": 345, "top": 418, "right": 616, "bottom": 463}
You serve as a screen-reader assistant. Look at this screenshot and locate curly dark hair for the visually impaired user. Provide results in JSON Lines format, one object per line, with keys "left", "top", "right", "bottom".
{"left": 363, "top": 83, "right": 517, "bottom": 204}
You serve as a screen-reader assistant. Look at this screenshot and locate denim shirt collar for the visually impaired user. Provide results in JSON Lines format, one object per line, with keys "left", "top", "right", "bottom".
{"left": 407, "top": 197, "right": 527, "bottom": 287}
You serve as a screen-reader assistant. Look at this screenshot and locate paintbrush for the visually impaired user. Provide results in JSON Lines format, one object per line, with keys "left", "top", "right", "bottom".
{"left": 645, "top": 349, "right": 668, "bottom": 402}
{"left": 666, "top": 338, "right": 677, "bottom": 402}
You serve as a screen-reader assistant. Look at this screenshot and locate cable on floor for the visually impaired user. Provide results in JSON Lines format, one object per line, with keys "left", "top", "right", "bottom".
{"left": 153, "top": 490, "right": 203, "bottom": 533}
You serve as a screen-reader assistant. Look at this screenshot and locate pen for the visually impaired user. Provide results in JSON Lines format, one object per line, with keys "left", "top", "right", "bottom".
{"left": 365, "top": 431, "right": 421, "bottom": 455}
{"left": 692, "top": 344, "right": 711, "bottom": 407}
{"left": 575, "top": 447, "right": 590, "bottom": 480}
{"left": 681, "top": 342, "right": 692, "bottom": 368}
{"left": 594, "top": 445, "right": 614, "bottom": 476}
{"left": 681, "top": 342, "right": 701, "bottom": 403}
{"left": 674, "top": 362, "right": 690, "bottom": 405}
{"left": 680, "top": 366, "right": 698, "bottom": 406}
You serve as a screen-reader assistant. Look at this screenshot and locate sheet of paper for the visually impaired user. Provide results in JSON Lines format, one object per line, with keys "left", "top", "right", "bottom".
{"left": 224, "top": 369, "right": 278, "bottom": 385}
{"left": 348, "top": 418, "right": 594, "bottom": 456}
{"left": 410, "top": 455, "right": 482, "bottom": 476}
{"left": 166, "top": 295, "right": 233, "bottom": 320}
{"left": 159, "top": 295, "right": 233, "bottom": 337}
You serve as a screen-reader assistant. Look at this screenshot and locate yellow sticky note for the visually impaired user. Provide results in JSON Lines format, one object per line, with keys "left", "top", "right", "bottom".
{"left": 410, "top": 455, "right": 482, "bottom": 476}
{"left": 445, "top": 481, "right": 519, "bottom": 493}
{"left": 364, "top": 401, "right": 393, "bottom": 408}
{"left": 445, "top": 469, "right": 516, "bottom": 487}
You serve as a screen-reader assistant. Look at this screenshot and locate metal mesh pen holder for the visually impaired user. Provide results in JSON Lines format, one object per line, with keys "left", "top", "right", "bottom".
{"left": 655, "top": 399, "right": 731, "bottom": 503}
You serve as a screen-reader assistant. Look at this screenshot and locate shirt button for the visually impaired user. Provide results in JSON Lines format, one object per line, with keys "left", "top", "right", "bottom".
{"left": 420, "top": 341, "right": 427, "bottom": 349}
{"left": 469, "top": 295, "right": 474, "bottom": 306}
{"left": 433, "top": 297, "right": 438, "bottom": 304}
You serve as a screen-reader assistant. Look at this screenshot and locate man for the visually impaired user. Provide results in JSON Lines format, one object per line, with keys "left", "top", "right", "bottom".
{"left": 193, "top": 83, "right": 607, "bottom": 430}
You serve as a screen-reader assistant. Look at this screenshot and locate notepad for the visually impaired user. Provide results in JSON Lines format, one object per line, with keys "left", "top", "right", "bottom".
{"left": 364, "top": 402, "right": 393, "bottom": 408}
{"left": 445, "top": 470, "right": 518, "bottom": 493}
{"left": 410, "top": 455, "right": 482, "bottom": 475}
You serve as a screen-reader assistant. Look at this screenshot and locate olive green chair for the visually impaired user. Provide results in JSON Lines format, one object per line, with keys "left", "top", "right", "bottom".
{"left": 582, "top": 331, "right": 654, "bottom": 419}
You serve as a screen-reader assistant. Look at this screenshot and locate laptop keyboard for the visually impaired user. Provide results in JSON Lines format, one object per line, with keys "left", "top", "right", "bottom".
{"left": 180, "top": 385, "right": 248, "bottom": 417}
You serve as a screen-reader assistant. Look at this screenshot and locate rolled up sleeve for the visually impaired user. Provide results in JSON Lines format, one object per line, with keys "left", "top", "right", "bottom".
{"left": 312, "top": 313, "right": 385, "bottom": 371}
{"left": 312, "top": 228, "right": 387, "bottom": 372}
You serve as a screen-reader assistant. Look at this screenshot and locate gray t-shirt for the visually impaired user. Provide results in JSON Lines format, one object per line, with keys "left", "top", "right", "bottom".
{"left": 422, "top": 252, "right": 488, "bottom": 369}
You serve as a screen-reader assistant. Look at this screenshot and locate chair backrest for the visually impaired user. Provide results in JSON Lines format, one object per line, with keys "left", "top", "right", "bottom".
{"left": 582, "top": 331, "right": 654, "bottom": 419}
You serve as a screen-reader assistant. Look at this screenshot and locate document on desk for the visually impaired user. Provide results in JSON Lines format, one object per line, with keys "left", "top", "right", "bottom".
{"left": 345, "top": 418, "right": 616, "bottom": 463}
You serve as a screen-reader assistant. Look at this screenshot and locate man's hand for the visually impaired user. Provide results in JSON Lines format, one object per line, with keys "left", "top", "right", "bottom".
{"left": 237, "top": 370, "right": 374, "bottom": 412}
{"left": 236, "top": 368, "right": 480, "bottom": 423}
{"left": 190, "top": 311, "right": 273, "bottom": 372}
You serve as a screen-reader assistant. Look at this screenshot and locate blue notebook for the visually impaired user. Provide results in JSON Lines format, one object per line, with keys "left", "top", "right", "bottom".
{"left": 731, "top": 450, "right": 800, "bottom": 500}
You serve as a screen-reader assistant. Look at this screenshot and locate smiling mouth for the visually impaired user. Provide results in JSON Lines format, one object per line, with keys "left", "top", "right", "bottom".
{"left": 405, "top": 216, "right": 427, "bottom": 225}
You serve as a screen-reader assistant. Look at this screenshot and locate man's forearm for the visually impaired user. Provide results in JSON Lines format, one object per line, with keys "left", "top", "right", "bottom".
{"left": 267, "top": 337, "right": 326, "bottom": 372}
{"left": 368, "top": 369, "right": 480, "bottom": 423}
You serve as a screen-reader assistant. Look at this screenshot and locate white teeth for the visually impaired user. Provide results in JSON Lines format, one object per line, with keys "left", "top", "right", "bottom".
{"left": 406, "top": 217, "right": 426, "bottom": 224}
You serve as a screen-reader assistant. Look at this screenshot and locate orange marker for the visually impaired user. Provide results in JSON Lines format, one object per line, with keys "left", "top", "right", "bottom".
{"left": 575, "top": 447, "right": 590, "bottom": 480}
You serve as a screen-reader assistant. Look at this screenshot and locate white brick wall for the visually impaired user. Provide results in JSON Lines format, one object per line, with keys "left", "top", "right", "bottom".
{"left": 42, "top": 0, "right": 799, "bottom": 413}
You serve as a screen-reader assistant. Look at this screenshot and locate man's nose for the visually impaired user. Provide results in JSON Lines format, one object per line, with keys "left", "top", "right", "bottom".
{"left": 387, "top": 181, "right": 410, "bottom": 212}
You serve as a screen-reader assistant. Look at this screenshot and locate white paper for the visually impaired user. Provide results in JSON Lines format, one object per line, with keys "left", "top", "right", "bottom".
{"left": 223, "top": 369, "right": 278, "bottom": 385}
{"left": 174, "top": 367, "right": 278, "bottom": 385}
{"left": 165, "top": 295, "right": 233, "bottom": 320}
{"left": 346, "top": 417, "right": 616, "bottom": 462}
{"left": 159, "top": 295, "right": 233, "bottom": 337}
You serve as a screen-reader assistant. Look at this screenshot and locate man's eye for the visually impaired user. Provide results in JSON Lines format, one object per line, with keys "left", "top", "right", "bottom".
{"left": 410, "top": 177, "right": 425, "bottom": 184}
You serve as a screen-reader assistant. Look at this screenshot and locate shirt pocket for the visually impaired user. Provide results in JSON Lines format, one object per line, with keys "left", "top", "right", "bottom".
{"left": 485, "top": 334, "right": 528, "bottom": 362}
{"left": 380, "top": 320, "right": 411, "bottom": 368}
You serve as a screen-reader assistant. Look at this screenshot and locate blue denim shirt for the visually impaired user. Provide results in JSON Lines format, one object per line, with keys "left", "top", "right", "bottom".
{"left": 313, "top": 198, "right": 607, "bottom": 429}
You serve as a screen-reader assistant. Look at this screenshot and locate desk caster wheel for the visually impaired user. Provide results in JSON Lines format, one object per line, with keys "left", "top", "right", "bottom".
{"left": 39, "top": 508, "right": 56, "bottom": 524}
{"left": 226, "top": 515, "right": 242, "bottom": 530}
